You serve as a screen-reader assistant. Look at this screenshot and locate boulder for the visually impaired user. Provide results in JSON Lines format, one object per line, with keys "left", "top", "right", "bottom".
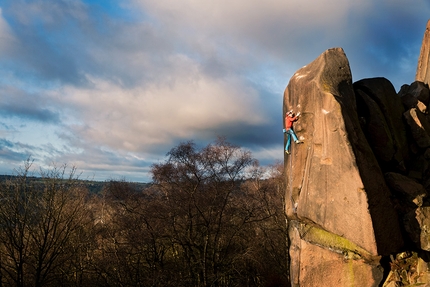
{"left": 408, "top": 153, "right": 430, "bottom": 181}
{"left": 353, "top": 78, "right": 408, "bottom": 169}
{"left": 404, "top": 207, "right": 430, "bottom": 251}
{"left": 400, "top": 92, "right": 428, "bottom": 114}
{"left": 382, "top": 252, "right": 430, "bottom": 286}
{"left": 384, "top": 172, "right": 427, "bottom": 207}
{"left": 354, "top": 88, "right": 396, "bottom": 164}
{"left": 409, "top": 81, "right": 430, "bottom": 107}
{"left": 403, "top": 108, "right": 430, "bottom": 148}
{"left": 398, "top": 81, "right": 430, "bottom": 114}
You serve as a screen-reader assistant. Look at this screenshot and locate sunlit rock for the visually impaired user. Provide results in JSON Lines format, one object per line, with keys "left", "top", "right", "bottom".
{"left": 284, "top": 47, "right": 403, "bottom": 286}
{"left": 416, "top": 20, "right": 430, "bottom": 85}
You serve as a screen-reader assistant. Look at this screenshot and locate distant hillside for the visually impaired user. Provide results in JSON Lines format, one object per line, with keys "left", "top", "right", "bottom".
{"left": 0, "top": 174, "right": 151, "bottom": 195}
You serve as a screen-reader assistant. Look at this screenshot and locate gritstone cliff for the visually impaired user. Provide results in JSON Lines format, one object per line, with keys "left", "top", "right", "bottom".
{"left": 284, "top": 20, "right": 430, "bottom": 287}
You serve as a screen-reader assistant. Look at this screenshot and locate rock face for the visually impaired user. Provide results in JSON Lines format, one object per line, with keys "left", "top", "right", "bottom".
{"left": 354, "top": 77, "right": 409, "bottom": 170}
{"left": 416, "top": 20, "right": 430, "bottom": 85}
{"left": 284, "top": 21, "right": 430, "bottom": 286}
{"left": 284, "top": 48, "right": 403, "bottom": 286}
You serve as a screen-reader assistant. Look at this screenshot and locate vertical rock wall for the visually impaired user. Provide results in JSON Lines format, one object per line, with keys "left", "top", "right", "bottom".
{"left": 284, "top": 48, "right": 403, "bottom": 286}
{"left": 416, "top": 20, "right": 430, "bottom": 85}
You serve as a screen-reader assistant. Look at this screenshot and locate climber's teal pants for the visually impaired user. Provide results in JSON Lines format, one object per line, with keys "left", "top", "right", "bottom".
{"left": 284, "top": 128, "right": 298, "bottom": 152}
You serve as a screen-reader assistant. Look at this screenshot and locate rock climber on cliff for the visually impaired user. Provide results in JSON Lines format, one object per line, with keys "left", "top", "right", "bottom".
{"left": 283, "top": 110, "right": 302, "bottom": 154}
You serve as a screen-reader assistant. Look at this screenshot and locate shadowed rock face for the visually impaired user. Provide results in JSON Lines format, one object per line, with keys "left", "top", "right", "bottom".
{"left": 284, "top": 48, "right": 404, "bottom": 286}
{"left": 354, "top": 78, "right": 409, "bottom": 170}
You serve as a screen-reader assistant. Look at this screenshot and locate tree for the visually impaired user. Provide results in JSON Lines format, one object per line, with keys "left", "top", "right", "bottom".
{"left": 150, "top": 138, "right": 288, "bottom": 286}
{"left": 0, "top": 160, "right": 91, "bottom": 287}
{"left": 0, "top": 140, "right": 289, "bottom": 287}
{"left": 88, "top": 180, "right": 171, "bottom": 287}
{"left": 239, "top": 162, "right": 289, "bottom": 286}
{"left": 0, "top": 160, "right": 35, "bottom": 287}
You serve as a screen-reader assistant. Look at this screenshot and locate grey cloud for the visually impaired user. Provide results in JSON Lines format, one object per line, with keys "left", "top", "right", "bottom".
{"left": 0, "top": 138, "right": 31, "bottom": 162}
{"left": 1, "top": 0, "right": 146, "bottom": 87}
{"left": 198, "top": 120, "right": 280, "bottom": 149}
{"left": 0, "top": 86, "right": 61, "bottom": 123}
{"left": 0, "top": 105, "right": 60, "bottom": 123}
{"left": 0, "top": 2, "right": 92, "bottom": 85}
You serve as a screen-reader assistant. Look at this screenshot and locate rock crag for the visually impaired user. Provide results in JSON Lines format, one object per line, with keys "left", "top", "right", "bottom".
{"left": 416, "top": 20, "right": 430, "bottom": 85}
{"left": 284, "top": 20, "right": 430, "bottom": 287}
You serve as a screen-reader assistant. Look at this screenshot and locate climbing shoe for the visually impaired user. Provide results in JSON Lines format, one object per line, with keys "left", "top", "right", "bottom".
{"left": 285, "top": 150, "right": 290, "bottom": 155}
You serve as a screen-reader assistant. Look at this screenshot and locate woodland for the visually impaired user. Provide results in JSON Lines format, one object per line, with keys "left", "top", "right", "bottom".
{"left": 0, "top": 138, "right": 289, "bottom": 287}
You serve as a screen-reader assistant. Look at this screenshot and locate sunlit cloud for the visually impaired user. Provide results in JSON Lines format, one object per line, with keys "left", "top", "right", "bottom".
{"left": 0, "top": 0, "right": 429, "bottom": 181}
{"left": 55, "top": 69, "right": 267, "bottom": 152}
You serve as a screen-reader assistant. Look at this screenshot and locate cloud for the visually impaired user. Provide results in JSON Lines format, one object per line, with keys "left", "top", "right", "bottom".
{"left": 131, "top": 0, "right": 361, "bottom": 59}
{"left": 0, "top": 85, "right": 61, "bottom": 123}
{"left": 0, "top": 2, "right": 87, "bottom": 84}
{"left": 0, "top": 8, "right": 15, "bottom": 54}
{"left": 0, "top": 0, "right": 429, "bottom": 181}
{"left": 0, "top": 138, "right": 34, "bottom": 165}
{"left": 54, "top": 68, "right": 268, "bottom": 153}
{"left": 129, "top": 0, "right": 429, "bottom": 91}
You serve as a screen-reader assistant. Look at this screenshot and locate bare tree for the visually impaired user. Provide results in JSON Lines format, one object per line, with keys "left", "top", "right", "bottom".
{"left": 0, "top": 160, "right": 91, "bottom": 287}
{"left": 239, "top": 162, "right": 289, "bottom": 286}
{"left": 0, "top": 159, "right": 35, "bottom": 287}
{"left": 150, "top": 138, "right": 285, "bottom": 287}
{"left": 0, "top": 141, "right": 289, "bottom": 287}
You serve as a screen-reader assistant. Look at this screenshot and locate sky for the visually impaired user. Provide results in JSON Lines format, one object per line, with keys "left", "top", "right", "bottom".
{"left": 0, "top": 0, "right": 429, "bottom": 182}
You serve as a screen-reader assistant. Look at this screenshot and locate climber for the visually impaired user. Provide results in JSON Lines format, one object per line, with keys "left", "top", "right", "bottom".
{"left": 283, "top": 110, "right": 302, "bottom": 154}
